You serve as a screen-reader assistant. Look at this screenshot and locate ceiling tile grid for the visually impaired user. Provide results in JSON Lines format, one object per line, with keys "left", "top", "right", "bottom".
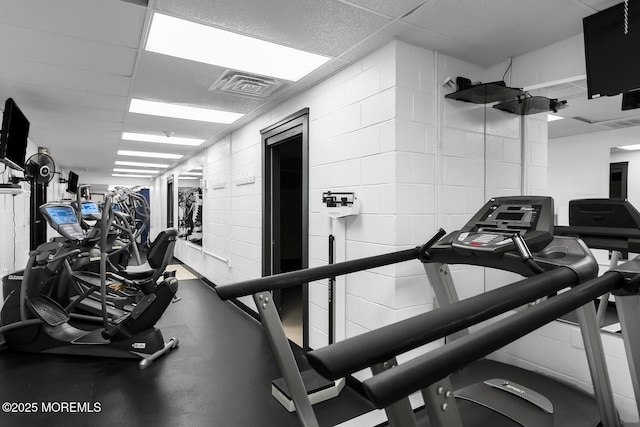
{"left": 0, "top": 0, "right": 635, "bottom": 189}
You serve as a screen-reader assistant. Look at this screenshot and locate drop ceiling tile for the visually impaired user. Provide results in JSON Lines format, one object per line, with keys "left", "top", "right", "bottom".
{"left": 0, "top": 0, "right": 146, "bottom": 48}
{"left": 131, "top": 78, "right": 267, "bottom": 114}
{"left": 31, "top": 116, "right": 123, "bottom": 133}
{"left": 1, "top": 84, "right": 128, "bottom": 112}
{"left": 42, "top": 134, "right": 117, "bottom": 154}
{"left": 154, "top": 0, "right": 390, "bottom": 57}
{"left": 343, "top": 0, "right": 427, "bottom": 18}
{"left": 114, "top": 138, "right": 198, "bottom": 153}
{"left": 549, "top": 118, "right": 600, "bottom": 139}
{"left": 340, "top": 20, "right": 505, "bottom": 66}
{"left": 565, "top": 94, "right": 640, "bottom": 123}
{"left": 136, "top": 51, "right": 228, "bottom": 90}
{"left": 403, "top": 0, "right": 590, "bottom": 59}
{"left": 0, "top": 57, "right": 131, "bottom": 96}
{"left": 0, "top": 81, "right": 128, "bottom": 115}
{"left": 0, "top": 23, "right": 137, "bottom": 76}
{"left": 123, "top": 112, "right": 230, "bottom": 139}
{"left": 26, "top": 103, "right": 123, "bottom": 125}
{"left": 578, "top": 0, "right": 622, "bottom": 11}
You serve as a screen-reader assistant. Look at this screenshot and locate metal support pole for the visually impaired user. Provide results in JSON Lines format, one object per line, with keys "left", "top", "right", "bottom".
{"left": 575, "top": 302, "right": 621, "bottom": 427}
{"left": 423, "top": 262, "right": 469, "bottom": 341}
{"left": 597, "top": 250, "right": 619, "bottom": 326}
{"left": 328, "top": 234, "right": 335, "bottom": 345}
{"left": 371, "top": 359, "right": 418, "bottom": 427}
{"left": 615, "top": 294, "right": 640, "bottom": 418}
{"left": 253, "top": 292, "right": 319, "bottom": 427}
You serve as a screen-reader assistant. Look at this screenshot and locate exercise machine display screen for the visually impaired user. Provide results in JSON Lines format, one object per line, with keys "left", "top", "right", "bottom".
{"left": 452, "top": 196, "right": 554, "bottom": 253}
{"left": 46, "top": 206, "right": 78, "bottom": 225}
{"left": 80, "top": 202, "right": 100, "bottom": 216}
{"left": 41, "top": 204, "right": 85, "bottom": 241}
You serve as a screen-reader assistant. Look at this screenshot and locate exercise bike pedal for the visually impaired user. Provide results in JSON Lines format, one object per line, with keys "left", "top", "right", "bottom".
{"left": 26, "top": 296, "right": 70, "bottom": 326}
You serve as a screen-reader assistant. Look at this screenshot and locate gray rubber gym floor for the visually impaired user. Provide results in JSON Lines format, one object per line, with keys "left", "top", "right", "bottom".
{"left": 0, "top": 277, "right": 373, "bottom": 426}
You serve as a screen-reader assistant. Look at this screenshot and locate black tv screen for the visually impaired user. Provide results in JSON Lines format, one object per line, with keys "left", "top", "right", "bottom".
{"left": 68, "top": 170, "right": 79, "bottom": 193}
{"left": 0, "top": 98, "right": 30, "bottom": 171}
{"left": 584, "top": 1, "right": 640, "bottom": 99}
{"left": 622, "top": 88, "right": 640, "bottom": 110}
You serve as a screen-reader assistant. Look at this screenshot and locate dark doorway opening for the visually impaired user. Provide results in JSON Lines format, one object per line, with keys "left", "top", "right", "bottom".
{"left": 167, "top": 176, "right": 174, "bottom": 228}
{"left": 610, "top": 162, "right": 628, "bottom": 199}
{"left": 261, "top": 109, "right": 309, "bottom": 350}
{"left": 272, "top": 137, "right": 303, "bottom": 346}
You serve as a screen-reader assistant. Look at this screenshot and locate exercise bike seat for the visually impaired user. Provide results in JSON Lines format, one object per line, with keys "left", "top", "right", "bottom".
{"left": 119, "top": 263, "right": 155, "bottom": 280}
{"left": 119, "top": 229, "right": 177, "bottom": 282}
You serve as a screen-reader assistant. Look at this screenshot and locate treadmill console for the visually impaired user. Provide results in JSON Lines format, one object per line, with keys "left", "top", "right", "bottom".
{"left": 553, "top": 198, "right": 640, "bottom": 254}
{"left": 452, "top": 196, "right": 554, "bottom": 253}
{"left": 40, "top": 204, "right": 85, "bottom": 241}
{"left": 568, "top": 198, "right": 640, "bottom": 228}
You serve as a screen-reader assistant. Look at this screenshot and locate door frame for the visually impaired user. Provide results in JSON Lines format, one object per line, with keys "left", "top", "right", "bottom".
{"left": 260, "top": 108, "right": 310, "bottom": 350}
{"left": 609, "top": 161, "right": 628, "bottom": 199}
{"left": 166, "top": 175, "right": 174, "bottom": 228}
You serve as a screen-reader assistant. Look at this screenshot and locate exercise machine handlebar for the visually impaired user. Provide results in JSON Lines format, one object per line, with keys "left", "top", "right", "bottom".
{"left": 215, "top": 229, "right": 447, "bottom": 300}
{"left": 307, "top": 266, "right": 579, "bottom": 380}
{"left": 362, "top": 270, "right": 624, "bottom": 409}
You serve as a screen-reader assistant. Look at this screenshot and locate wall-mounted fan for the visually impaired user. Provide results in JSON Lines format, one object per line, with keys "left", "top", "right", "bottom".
{"left": 25, "top": 152, "right": 56, "bottom": 185}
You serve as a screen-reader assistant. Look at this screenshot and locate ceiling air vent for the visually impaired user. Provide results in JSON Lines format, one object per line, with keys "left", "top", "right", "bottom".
{"left": 597, "top": 117, "right": 640, "bottom": 130}
{"left": 209, "top": 70, "right": 285, "bottom": 98}
{"left": 573, "top": 115, "right": 640, "bottom": 130}
{"left": 119, "top": 0, "right": 148, "bottom": 6}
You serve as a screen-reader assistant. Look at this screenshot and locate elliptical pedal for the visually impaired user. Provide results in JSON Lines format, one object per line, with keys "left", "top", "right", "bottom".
{"left": 26, "top": 296, "right": 70, "bottom": 326}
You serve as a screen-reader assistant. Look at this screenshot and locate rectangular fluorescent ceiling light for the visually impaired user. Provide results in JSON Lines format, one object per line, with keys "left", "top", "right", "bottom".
{"left": 118, "top": 150, "right": 183, "bottom": 159}
{"left": 112, "top": 173, "right": 154, "bottom": 178}
{"left": 114, "top": 168, "right": 159, "bottom": 174}
{"left": 618, "top": 144, "right": 640, "bottom": 151}
{"left": 122, "top": 132, "right": 205, "bottom": 146}
{"left": 115, "top": 160, "right": 169, "bottom": 168}
{"left": 547, "top": 114, "right": 564, "bottom": 122}
{"left": 146, "top": 13, "right": 331, "bottom": 82}
{"left": 181, "top": 171, "right": 203, "bottom": 176}
{"left": 129, "top": 99, "right": 243, "bottom": 124}
{"left": 178, "top": 176, "right": 199, "bottom": 180}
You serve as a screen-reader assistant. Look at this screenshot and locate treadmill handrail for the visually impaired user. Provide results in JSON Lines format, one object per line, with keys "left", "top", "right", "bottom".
{"left": 307, "top": 266, "right": 579, "bottom": 380}
{"left": 554, "top": 225, "right": 640, "bottom": 253}
{"left": 216, "top": 247, "right": 420, "bottom": 299}
{"left": 361, "top": 271, "right": 624, "bottom": 409}
{"left": 215, "top": 229, "right": 447, "bottom": 300}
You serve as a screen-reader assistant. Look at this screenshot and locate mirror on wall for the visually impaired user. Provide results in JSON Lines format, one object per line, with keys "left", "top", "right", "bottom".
{"left": 178, "top": 167, "right": 203, "bottom": 246}
{"left": 167, "top": 175, "right": 174, "bottom": 228}
{"left": 610, "top": 147, "right": 640, "bottom": 204}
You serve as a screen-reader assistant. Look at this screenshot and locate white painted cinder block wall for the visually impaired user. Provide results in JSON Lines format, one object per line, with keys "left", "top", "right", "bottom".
{"left": 0, "top": 139, "right": 37, "bottom": 309}
{"left": 151, "top": 38, "right": 638, "bottom": 422}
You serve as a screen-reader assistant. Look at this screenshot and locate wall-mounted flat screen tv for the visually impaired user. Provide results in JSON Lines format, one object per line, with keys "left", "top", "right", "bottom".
{"left": 67, "top": 170, "right": 79, "bottom": 193}
{"left": 584, "top": 2, "right": 640, "bottom": 99}
{"left": 0, "top": 98, "right": 30, "bottom": 171}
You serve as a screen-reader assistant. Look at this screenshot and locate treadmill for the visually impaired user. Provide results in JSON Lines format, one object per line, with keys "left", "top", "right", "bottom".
{"left": 217, "top": 196, "right": 621, "bottom": 427}
{"left": 307, "top": 196, "right": 620, "bottom": 427}
{"left": 555, "top": 198, "right": 640, "bottom": 328}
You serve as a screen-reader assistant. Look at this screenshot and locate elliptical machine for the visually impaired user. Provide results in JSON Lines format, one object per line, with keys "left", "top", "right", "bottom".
{"left": 0, "top": 196, "right": 178, "bottom": 369}
{"left": 58, "top": 189, "right": 178, "bottom": 320}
